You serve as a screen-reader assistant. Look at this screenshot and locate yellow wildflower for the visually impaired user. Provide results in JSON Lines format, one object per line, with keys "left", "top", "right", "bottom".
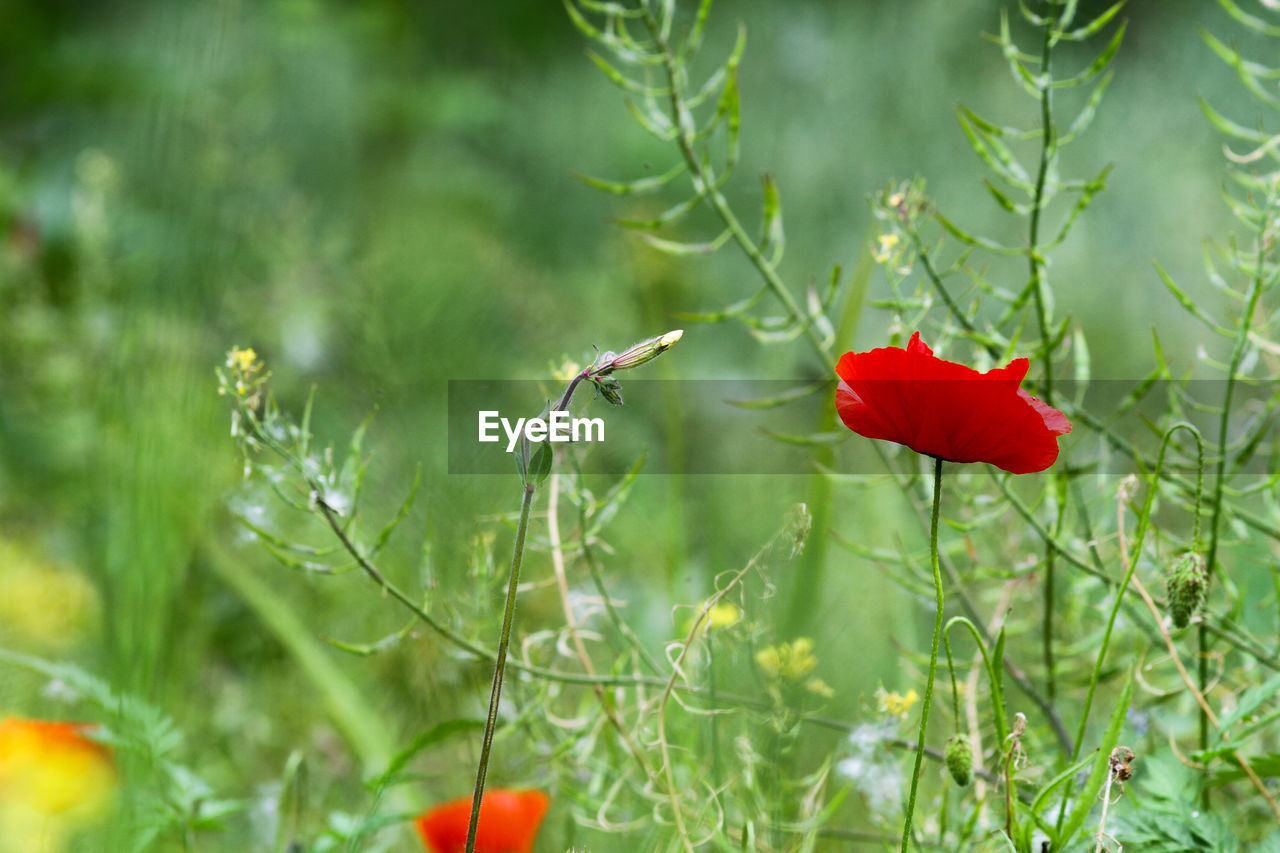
{"left": 755, "top": 638, "right": 818, "bottom": 681}
{"left": 876, "top": 687, "right": 919, "bottom": 719}
{"left": 805, "top": 678, "right": 835, "bottom": 698}
{"left": 873, "top": 232, "right": 900, "bottom": 264}
{"left": 0, "top": 542, "right": 99, "bottom": 651}
{"left": 228, "top": 346, "right": 259, "bottom": 373}
{"left": 552, "top": 360, "right": 582, "bottom": 383}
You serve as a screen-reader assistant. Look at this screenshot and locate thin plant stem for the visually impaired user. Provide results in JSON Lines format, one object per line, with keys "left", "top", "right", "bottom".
{"left": 1055, "top": 423, "right": 1197, "bottom": 834}
{"left": 1028, "top": 4, "right": 1062, "bottom": 713}
{"left": 1201, "top": 201, "right": 1273, "bottom": 802}
{"left": 638, "top": 4, "right": 832, "bottom": 368}
{"left": 900, "top": 456, "right": 945, "bottom": 853}
{"left": 463, "top": 482, "right": 535, "bottom": 853}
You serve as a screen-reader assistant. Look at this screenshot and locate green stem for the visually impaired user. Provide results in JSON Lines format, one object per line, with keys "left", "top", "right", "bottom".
{"left": 1200, "top": 206, "right": 1270, "bottom": 805}
{"left": 1028, "top": 6, "right": 1062, "bottom": 714}
{"left": 465, "top": 482, "right": 536, "bottom": 853}
{"left": 901, "top": 456, "right": 945, "bottom": 853}
{"left": 639, "top": 5, "right": 832, "bottom": 369}
{"left": 1055, "top": 423, "right": 1197, "bottom": 834}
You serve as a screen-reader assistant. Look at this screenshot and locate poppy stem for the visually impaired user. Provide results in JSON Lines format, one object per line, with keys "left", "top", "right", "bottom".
{"left": 900, "top": 456, "right": 945, "bottom": 853}
{"left": 465, "top": 481, "right": 536, "bottom": 853}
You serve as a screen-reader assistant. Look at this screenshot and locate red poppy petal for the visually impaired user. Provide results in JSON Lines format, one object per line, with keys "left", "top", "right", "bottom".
{"left": 415, "top": 790, "right": 549, "bottom": 853}
{"left": 833, "top": 334, "right": 1071, "bottom": 474}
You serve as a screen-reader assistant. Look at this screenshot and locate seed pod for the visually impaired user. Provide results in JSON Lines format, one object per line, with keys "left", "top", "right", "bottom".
{"left": 944, "top": 734, "right": 973, "bottom": 787}
{"left": 1166, "top": 551, "right": 1207, "bottom": 629}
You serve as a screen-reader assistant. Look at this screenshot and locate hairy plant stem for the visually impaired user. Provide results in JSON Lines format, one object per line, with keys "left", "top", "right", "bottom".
{"left": 463, "top": 482, "right": 535, "bottom": 853}
{"left": 1028, "top": 8, "right": 1063, "bottom": 711}
{"left": 901, "top": 456, "right": 945, "bottom": 853}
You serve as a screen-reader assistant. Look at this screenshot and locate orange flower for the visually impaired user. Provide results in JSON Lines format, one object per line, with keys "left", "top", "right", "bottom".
{"left": 0, "top": 718, "right": 116, "bottom": 817}
{"left": 414, "top": 789, "right": 549, "bottom": 853}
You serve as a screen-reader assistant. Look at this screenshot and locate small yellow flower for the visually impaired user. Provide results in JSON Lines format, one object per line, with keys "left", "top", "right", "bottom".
{"left": 706, "top": 601, "right": 740, "bottom": 630}
{"left": 0, "top": 542, "right": 99, "bottom": 651}
{"left": 873, "top": 232, "right": 900, "bottom": 260}
{"left": 876, "top": 687, "right": 919, "bottom": 719}
{"left": 805, "top": 678, "right": 835, "bottom": 698}
{"left": 756, "top": 638, "right": 818, "bottom": 681}
{"left": 552, "top": 360, "right": 582, "bottom": 383}
{"left": 682, "top": 599, "right": 741, "bottom": 637}
{"left": 229, "top": 347, "right": 258, "bottom": 373}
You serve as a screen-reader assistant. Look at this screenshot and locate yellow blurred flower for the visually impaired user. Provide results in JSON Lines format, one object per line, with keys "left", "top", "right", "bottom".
{"left": 872, "top": 232, "right": 900, "bottom": 264}
{"left": 0, "top": 718, "right": 117, "bottom": 853}
{"left": 706, "top": 601, "right": 741, "bottom": 630}
{"left": 228, "top": 346, "right": 259, "bottom": 374}
{"left": 0, "top": 542, "right": 99, "bottom": 651}
{"left": 755, "top": 638, "right": 818, "bottom": 681}
{"left": 551, "top": 359, "right": 583, "bottom": 383}
{"left": 682, "top": 599, "right": 741, "bottom": 637}
{"left": 876, "top": 687, "right": 919, "bottom": 719}
{"left": 805, "top": 678, "right": 835, "bottom": 698}
{"left": 220, "top": 346, "right": 267, "bottom": 404}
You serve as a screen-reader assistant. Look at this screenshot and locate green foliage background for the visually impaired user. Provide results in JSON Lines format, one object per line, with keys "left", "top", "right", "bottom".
{"left": 0, "top": 1, "right": 1275, "bottom": 850}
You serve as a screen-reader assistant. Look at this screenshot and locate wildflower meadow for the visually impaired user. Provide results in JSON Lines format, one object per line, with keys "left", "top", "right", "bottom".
{"left": 3, "top": 1, "right": 1280, "bottom": 851}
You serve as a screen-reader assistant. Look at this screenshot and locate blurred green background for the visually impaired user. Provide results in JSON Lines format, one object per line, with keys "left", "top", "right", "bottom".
{"left": 0, "top": 0, "right": 1267, "bottom": 849}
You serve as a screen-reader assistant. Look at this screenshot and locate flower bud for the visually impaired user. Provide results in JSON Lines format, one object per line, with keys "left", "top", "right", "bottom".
{"left": 598, "top": 329, "right": 683, "bottom": 374}
{"left": 1166, "top": 550, "right": 1207, "bottom": 629}
{"left": 945, "top": 734, "right": 972, "bottom": 787}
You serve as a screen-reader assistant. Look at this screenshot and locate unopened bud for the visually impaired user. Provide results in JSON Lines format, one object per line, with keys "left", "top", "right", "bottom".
{"left": 598, "top": 329, "right": 683, "bottom": 373}
{"left": 1166, "top": 551, "right": 1207, "bottom": 629}
{"left": 945, "top": 734, "right": 972, "bottom": 787}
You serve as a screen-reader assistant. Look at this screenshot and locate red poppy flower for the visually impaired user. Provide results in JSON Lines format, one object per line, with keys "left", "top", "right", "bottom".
{"left": 414, "top": 789, "right": 550, "bottom": 853}
{"left": 834, "top": 332, "right": 1071, "bottom": 474}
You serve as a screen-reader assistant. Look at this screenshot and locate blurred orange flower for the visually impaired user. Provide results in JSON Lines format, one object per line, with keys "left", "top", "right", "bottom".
{"left": 414, "top": 789, "right": 549, "bottom": 853}
{"left": 0, "top": 718, "right": 116, "bottom": 816}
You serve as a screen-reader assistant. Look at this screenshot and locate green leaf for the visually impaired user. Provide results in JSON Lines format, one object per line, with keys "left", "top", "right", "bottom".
{"left": 573, "top": 162, "right": 686, "bottom": 196}
{"left": 984, "top": 178, "right": 1026, "bottom": 214}
{"left": 1053, "top": 21, "right": 1126, "bottom": 88}
{"left": 1202, "top": 29, "right": 1280, "bottom": 109}
{"left": 1217, "top": 0, "right": 1280, "bottom": 37}
{"left": 1060, "top": 1, "right": 1125, "bottom": 41}
{"left": 723, "top": 380, "right": 832, "bottom": 410}
{"left": 1000, "top": 11, "right": 1045, "bottom": 97}
{"left": 585, "top": 50, "right": 669, "bottom": 97}
{"left": 934, "top": 209, "right": 1023, "bottom": 255}
{"left": 529, "top": 441, "right": 554, "bottom": 485}
{"left": 611, "top": 194, "right": 703, "bottom": 231}
{"left": 1199, "top": 95, "right": 1271, "bottom": 144}
{"left": 639, "top": 228, "right": 732, "bottom": 256}
{"left": 758, "top": 428, "right": 849, "bottom": 447}
{"left": 957, "top": 106, "right": 1033, "bottom": 190}
{"left": 1217, "top": 672, "right": 1280, "bottom": 737}
{"left": 1058, "top": 70, "right": 1114, "bottom": 145}
{"left": 760, "top": 172, "right": 785, "bottom": 266}
{"left": 367, "top": 720, "right": 485, "bottom": 791}
{"left": 1059, "top": 675, "right": 1134, "bottom": 844}
{"left": 1154, "top": 261, "right": 1235, "bottom": 337}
